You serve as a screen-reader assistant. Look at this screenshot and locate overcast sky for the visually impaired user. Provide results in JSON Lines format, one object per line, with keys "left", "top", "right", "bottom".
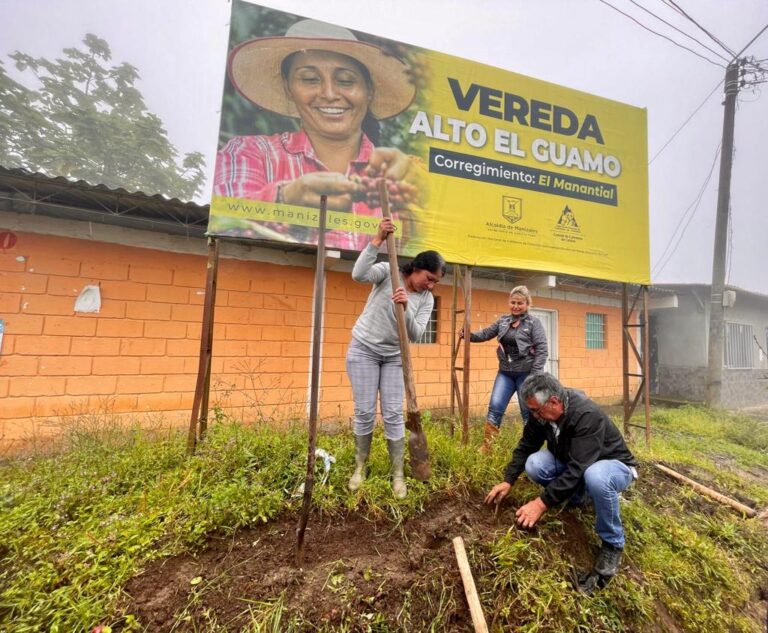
{"left": 3, "top": 0, "right": 767, "bottom": 293}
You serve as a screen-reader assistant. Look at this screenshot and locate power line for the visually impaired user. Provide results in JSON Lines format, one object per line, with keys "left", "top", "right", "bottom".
{"left": 733, "top": 23, "right": 768, "bottom": 59}
{"left": 597, "top": 0, "right": 726, "bottom": 68}
{"left": 628, "top": 0, "right": 731, "bottom": 63}
{"left": 661, "top": 0, "right": 737, "bottom": 58}
{"left": 648, "top": 78, "right": 723, "bottom": 165}
{"left": 652, "top": 142, "right": 721, "bottom": 277}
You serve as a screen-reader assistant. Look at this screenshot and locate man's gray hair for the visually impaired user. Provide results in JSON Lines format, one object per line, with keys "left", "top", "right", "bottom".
{"left": 520, "top": 373, "right": 567, "bottom": 406}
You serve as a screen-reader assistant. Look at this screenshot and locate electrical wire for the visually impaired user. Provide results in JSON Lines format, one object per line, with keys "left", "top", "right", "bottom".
{"left": 733, "top": 23, "right": 768, "bottom": 59}
{"left": 652, "top": 143, "right": 721, "bottom": 277}
{"left": 648, "top": 78, "right": 723, "bottom": 165}
{"left": 628, "top": 0, "right": 731, "bottom": 63}
{"left": 597, "top": 0, "right": 726, "bottom": 68}
{"left": 661, "top": 0, "right": 737, "bottom": 58}
{"left": 738, "top": 91, "right": 763, "bottom": 102}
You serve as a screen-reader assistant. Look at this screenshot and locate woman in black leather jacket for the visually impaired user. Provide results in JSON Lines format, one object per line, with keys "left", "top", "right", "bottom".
{"left": 462, "top": 285, "right": 548, "bottom": 452}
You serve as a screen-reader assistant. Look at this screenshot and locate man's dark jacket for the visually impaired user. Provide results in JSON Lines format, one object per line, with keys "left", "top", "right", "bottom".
{"left": 503, "top": 389, "right": 637, "bottom": 508}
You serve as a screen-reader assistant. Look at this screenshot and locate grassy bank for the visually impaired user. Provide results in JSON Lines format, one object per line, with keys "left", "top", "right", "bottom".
{"left": 1, "top": 407, "right": 767, "bottom": 631}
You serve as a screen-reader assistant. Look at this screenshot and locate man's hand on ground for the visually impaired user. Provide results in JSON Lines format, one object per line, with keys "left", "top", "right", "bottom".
{"left": 515, "top": 497, "right": 548, "bottom": 529}
{"left": 484, "top": 482, "right": 511, "bottom": 505}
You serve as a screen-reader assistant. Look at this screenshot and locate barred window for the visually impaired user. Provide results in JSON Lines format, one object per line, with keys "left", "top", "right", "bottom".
{"left": 416, "top": 297, "right": 439, "bottom": 344}
{"left": 725, "top": 322, "right": 754, "bottom": 368}
{"left": 585, "top": 313, "right": 606, "bottom": 349}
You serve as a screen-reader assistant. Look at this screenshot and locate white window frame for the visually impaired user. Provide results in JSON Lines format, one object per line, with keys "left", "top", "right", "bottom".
{"left": 724, "top": 321, "right": 754, "bottom": 369}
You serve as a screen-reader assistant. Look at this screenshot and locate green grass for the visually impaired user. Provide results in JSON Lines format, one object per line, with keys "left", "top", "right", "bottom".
{"left": 1, "top": 407, "right": 767, "bottom": 632}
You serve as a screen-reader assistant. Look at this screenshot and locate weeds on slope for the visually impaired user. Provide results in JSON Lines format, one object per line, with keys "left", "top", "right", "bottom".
{"left": 0, "top": 407, "right": 766, "bottom": 632}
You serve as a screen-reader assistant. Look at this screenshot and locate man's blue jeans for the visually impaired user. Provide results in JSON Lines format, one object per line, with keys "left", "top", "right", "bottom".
{"left": 487, "top": 371, "right": 530, "bottom": 427}
{"left": 525, "top": 449, "right": 635, "bottom": 548}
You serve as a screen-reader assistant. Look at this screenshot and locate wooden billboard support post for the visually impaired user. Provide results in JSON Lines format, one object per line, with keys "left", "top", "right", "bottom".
{"left": 295, "top": 195, "right": 328, "bottom": 567}
{"left": 186, "top": 237, "right": 220, "bottom": 455}
{"left": 621, "top": 284, "right": 651, "bottom": 446}
{"left": 449, "top": 271, "right": 460, "bottom": 436}
{"left": 450, "top": 266, "right": 472, "bottom": 445}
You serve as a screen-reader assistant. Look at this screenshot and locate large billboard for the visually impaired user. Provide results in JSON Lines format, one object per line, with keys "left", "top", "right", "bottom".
{"left": 209, "top": 1, "right": 649, "bottom": 284}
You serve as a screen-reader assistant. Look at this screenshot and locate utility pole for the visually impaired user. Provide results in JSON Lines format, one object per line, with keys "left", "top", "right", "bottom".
{"left": 706, "top": 59, "right": 740, "bottom": 407}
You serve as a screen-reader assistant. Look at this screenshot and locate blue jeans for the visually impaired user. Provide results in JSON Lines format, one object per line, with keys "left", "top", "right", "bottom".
{"left": 487, "top": 371, "right": 530, "bottom": 427}
{"left": 525, "top": 449, "right": 635, "bottom": 548}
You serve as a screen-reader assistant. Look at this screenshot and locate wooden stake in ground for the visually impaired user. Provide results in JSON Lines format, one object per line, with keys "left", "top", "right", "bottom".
{"left": 379, "top": 179, "right": 431, "bottom": 481}
{"left": 452, "top": 536, "right": 489, "bottom": 633}
{"left": 295, "top": 195, "right": 328, "bottom": 567}
{"left": 655, "top": 463, "right": 757, "bottom": 518}
{"left": 186, "top": 237, "right": 220, "bottom": 455}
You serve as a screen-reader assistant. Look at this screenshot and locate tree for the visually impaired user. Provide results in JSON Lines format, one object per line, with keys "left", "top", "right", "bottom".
{"left": 0, "top": 34, "right": 205, "bottom": 201}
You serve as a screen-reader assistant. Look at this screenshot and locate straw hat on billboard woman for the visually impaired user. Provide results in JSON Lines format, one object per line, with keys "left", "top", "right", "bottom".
{"left": 213, "top": 19, "right": 424, "bottom": 250}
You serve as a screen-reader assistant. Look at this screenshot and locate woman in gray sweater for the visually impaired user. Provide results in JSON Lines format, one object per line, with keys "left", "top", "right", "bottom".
{"left": 462, "top": 285, "right": 548, "bottom": 453}
{"left": 347, "top": 218, "right": 445, "bottom": 498}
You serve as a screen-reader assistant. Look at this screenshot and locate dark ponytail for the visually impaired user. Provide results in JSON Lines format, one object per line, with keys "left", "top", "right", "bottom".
{"left": 401, "top": 250, "right": 446, "bottom": 277}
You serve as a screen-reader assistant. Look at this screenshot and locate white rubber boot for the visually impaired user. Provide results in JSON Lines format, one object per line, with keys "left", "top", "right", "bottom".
{"left": 348, "top": 433, "right": 373, "bottom": 491}
{"left": 387, "top": 437, "right": 407, "bottom": 499}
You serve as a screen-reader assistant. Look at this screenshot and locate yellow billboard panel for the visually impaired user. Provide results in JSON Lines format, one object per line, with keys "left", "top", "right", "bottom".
{"left": 209, "top": 1, "right": 649, "bottom": 284}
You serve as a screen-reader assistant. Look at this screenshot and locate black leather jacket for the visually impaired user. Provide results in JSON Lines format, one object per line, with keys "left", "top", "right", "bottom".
{"left": 503, "top": 389, "right": 638, "bottom": 507}
{"left": 469, "top": 312, "right": 548, "bottom": 373}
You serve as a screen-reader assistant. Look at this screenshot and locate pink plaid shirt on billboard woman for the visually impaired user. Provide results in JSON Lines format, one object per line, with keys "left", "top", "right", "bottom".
{"left": 213, "top": 129, "right": 386, "bottom": 251}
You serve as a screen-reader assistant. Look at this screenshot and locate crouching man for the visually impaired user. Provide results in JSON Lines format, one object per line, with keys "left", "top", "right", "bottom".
{"left": 484, "top": 373, "right": 638, "bottom": 590}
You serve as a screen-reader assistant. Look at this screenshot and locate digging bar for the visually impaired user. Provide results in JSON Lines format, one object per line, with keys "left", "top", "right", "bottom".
{"left": 379, "top": 180, "right": 431, "bottom": 481}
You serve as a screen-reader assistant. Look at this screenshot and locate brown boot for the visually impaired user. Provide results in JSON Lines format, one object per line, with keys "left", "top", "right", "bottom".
{"left": 479, "top": 422, "right": 499, "bottom": 454}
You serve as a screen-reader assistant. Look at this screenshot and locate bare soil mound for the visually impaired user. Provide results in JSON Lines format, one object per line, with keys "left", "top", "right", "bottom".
{"left": 123, "top": 494, "right": 593, "bottom": 631}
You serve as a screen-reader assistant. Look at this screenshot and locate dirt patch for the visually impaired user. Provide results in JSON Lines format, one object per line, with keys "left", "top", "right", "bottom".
{"left": 122, "top": 494, "right": 594, "bottom": 631}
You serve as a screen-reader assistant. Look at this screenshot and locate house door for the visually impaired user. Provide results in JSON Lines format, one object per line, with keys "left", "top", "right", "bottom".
{"left": 530, "top": 308, "right": 558, "bottom": 377}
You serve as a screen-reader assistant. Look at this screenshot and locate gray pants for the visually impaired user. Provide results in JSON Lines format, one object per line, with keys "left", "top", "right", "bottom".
{"left": 346, "top": 339, "right": 405, "bottom": 440}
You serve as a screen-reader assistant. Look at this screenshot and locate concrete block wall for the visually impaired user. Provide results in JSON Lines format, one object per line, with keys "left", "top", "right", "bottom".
{"left": 722, "top": 369, "right": 768, "bottom": 408}
{"left": 463, "top": 290, "right": 628, "bottom": 418}
{"left": 0, "top": 230, "right": 629, "bottom": 450}
{"left": 655, "top": 365, "right": 707, "bottom": 402}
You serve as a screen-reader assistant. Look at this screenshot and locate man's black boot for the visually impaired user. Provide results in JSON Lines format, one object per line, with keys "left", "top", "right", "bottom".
{"left": 594, "top": 541, "right": 623, "bottom": 578}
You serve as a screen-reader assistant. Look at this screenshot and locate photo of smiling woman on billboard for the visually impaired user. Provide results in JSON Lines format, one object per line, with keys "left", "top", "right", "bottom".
{"left": 209, "top": 2, "right": 428, "bottom": 251}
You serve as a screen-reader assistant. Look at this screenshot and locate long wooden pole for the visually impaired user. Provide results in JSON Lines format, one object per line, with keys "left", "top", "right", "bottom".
{"left": 187, "top": 237, "right": 219, "bottom": 454}
{"left": 379, "top": 181, "right": 430, "bottom": 480}
{"left": 295, "top": 195, "right": 328, "bottom": 567}
{"left": 654, "top": 464, "right": 757, "bottom": 518}
{"left": 461, "top": 267, "right": 472, "bottom": 446}
{"left": 452, "top": 536, "right": 489, "bottom": 633}
{"left": 450, "top": 270, "right": 459, "bottom": 420}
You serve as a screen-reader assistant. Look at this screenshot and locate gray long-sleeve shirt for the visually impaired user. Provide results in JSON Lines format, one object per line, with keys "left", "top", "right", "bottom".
{"left": 350, "top": 243, "right": 435, "bottom": 356}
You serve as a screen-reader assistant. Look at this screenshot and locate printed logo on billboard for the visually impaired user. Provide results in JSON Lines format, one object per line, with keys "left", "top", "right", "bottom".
{"left": 553, "top": 205, "right": 583, "bottom": 243}
{"left": 557, "top": 205, "right": 579, "bottom": 228}
{"left": 502, "top": 196, "right": 523, "bottom": 225}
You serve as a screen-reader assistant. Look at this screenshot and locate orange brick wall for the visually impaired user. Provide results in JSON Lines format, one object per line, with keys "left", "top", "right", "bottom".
{"left": 0, "top": 230, "right": 633, "bottom": 449}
